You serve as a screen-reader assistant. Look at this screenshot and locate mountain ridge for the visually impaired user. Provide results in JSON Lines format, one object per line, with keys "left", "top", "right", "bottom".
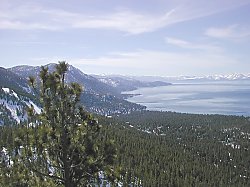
{"left": 93, "top": 74, "right": 171, "bottom": 93}
{"left": 0, "top": 64, "right": 148, "bottom": 124}
{"left": 9, "top": 64, "right": 121, "bottom": 96}
{"left": 118, "top": 73, "right": 250, "bottom": 82}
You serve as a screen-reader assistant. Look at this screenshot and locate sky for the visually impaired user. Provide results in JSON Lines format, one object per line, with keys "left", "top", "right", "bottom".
{"left": 1, "top": 0, "right": 250, "bottom": 76}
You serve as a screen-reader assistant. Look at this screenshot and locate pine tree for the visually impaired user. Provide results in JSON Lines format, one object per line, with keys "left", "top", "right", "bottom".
{"left": 10, "top": 62, "right": 117, "bottom": 186}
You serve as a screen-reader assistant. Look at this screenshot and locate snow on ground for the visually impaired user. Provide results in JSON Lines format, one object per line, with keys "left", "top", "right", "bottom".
{"left": 2, "top": 87, "right": 19, "bottom": 99}
{"left": 0, "top": 99, "right": 22, "bottom": 123}
{"left": 25, "top": 100, "right": 41, "bottom": 114}
{"left": 12, "top": 91, "right": 19, "bottom": 99}
{"left": 1, "top": 87, "right": 41, "bottom": 123}
{"left": 2, "top": 88, "right": 10, "bottom": 93}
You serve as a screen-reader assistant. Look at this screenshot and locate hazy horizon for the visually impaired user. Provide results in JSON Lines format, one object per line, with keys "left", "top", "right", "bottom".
{"left": 4, "top": 63, "right": 250, "bottom": 78}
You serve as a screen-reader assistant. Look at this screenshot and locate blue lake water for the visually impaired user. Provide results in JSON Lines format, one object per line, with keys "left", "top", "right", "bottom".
{"left": 124, "top": 81, "right": 250, "bottom": 116}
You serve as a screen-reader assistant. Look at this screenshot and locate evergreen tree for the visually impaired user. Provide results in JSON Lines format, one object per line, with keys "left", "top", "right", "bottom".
{"left": 3, "top": 62, "right": 118, "bottom": 187}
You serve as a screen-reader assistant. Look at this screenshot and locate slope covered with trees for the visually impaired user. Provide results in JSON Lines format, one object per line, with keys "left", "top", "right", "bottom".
{"left": 99, "top": 111, "right": 250, "bottom": 186}
{"left": 1, "top": 99, "right": 250, "bottom": 186}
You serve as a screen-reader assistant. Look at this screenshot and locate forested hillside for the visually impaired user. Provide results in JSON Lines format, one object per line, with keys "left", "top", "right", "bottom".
{"left": 99, "top": 111, "right": 250, "bottom": 186}
{"left": 1, "top": 94, "right": 250, "bottom": 186}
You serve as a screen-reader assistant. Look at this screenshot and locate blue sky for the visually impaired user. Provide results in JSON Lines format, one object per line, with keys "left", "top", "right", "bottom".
{"left": 1, "top": 0, "right": 250, "bottom": 76}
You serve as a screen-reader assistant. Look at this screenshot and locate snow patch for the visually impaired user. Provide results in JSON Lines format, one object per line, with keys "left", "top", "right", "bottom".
{"left": 0, "top": 99, "right": 22, "bottom": 123}
{"left": 2, "top": 87, "right": 19, "bottom": 99}
{"left": 12, "top": 91, "right": 19, "bottom": 99}
{"left": 0, "top": 88, "right": 41, "bottom": 123}
{"left": 2, "top": 88, "right": 10, "bottom": 93}
{"left": 24, "top": 100, "right": 41, "bottom": 114}
{"left": 98, "top": 78, "right": 118, "bottom": 87}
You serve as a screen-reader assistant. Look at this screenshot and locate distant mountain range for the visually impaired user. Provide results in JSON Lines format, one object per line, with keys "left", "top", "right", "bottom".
{"left": 124, "top": 73, "right": 250, "bottom": 82}
{"left": 170, "top": 74, "right": 250, "bottom": 81}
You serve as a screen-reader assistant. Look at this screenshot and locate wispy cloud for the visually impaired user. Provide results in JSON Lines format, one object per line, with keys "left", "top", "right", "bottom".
{"left": 1, "top": 0, "right": 250, "bottom": 34}
{"left": 69, "top": 50, "right": 238, "bottom": 76}
{"left": 0, "top": 3, "right": 176, "bottom": 33}
{"left": 165, "top": 37, "right": 221, "bottom": 51}
{"left": 71, "top": 10, "right": 177, "bottom": 34}
{"left": 205, "top": 25, "right": 250, "bottom": 41}
{"left": 0, "top": 20, "right": 58, "bottom": 30}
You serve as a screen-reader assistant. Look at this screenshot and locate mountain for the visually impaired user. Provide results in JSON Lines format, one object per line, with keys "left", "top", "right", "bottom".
{"left": 167, "top": 74, "right": 250, "bottom": 81}
{"left": 10, "top": 64, "right": 120, "bottom": 96}
{"left": 0, "top": 67, "right": 32, "bottom": 94}
{"left": 93, "top": 75, "right": 171, "bottom": 93}
{"left": 0, "top": 67, "right": 42, "bottom": 125}
{"left": 0, "top": 87, "right": 41, "bottom": 125}
{"left": 129, "top": 73, "right": 250, "bottom": 82}
{"left": 203, "top": 74, "right": 250, "bottom": 81}
{"left": 0, "top": 64, "right": 146, "bottom": 123}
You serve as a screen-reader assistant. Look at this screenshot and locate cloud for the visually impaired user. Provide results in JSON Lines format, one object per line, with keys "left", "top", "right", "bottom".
{"left": 165, "top": 37, "right": 190, "bottom": 47}
{"left": 0, "top": 4, "right": 177, "bottom": 34}
{"left": 0, "top": 20, "right": 57, "bottom": 30}
{"left": 71, "top": 9, "right": 176, "bottom": 34}
{"left": 205, "top": 25, "right": 250, "bottom": 40}
{"left": 1, "top": 0, "right": 250, "bottom": 34}
{"left": 165, "top": 37, "right": 221, "bottom": 52}
{"left": 69, "top": 50, "right": 238, "bottom": 76}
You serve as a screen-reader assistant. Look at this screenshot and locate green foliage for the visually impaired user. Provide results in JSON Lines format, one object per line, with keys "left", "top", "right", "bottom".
{"left": 2, "top": 108, "right": 250, "bottom": 186}
{"left": 0, "top": 62, "right": 117, "bottom": 187}
{"left": 100, "top": 111, "right": 250, "bottom": 186}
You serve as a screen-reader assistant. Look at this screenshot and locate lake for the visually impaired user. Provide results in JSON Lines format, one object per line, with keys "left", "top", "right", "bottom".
{"left": 124, "top": 81, "right": 250, "bottom": 116}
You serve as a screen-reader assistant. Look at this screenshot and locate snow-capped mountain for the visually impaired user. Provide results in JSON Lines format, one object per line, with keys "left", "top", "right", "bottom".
{"left": 126, "top": 73, "right": 250, "bottom": 82}
{"left": 175, "top": 73, "right": 250, "bottom": 81}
